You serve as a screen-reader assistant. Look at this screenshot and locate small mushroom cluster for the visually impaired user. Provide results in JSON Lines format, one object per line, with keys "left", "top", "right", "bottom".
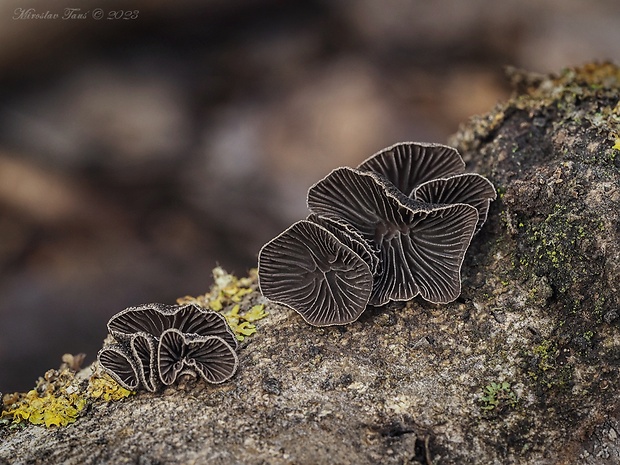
{"left": 259, "top": 142, "right": 496, "bottom": 326}
{"left": 97, "top": 303, "right": 239, "bottom": 391}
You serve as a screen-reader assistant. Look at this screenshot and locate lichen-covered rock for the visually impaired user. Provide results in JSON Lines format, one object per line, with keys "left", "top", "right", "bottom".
{"left": 2, "top": 63, "right": 620, "bottom": 465}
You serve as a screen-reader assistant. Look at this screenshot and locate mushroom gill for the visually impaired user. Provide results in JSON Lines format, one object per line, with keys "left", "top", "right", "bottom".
{"left": 107, "top": 303, "right": 238, "bottom": 350}
{"left": 412, "top": 173, "right": 497, "bottom": 233}
{"left": 157, "top": 329, "right": 239, "bottom": 385}
{"left": 307, "top": 167, "right": 479, "bottom": 305}
{"left": 129, "top": 332, "right": 158, "bottom": 392}
{"left": 97, "top": 345, "right": 140, "bottom": 391}
{"left": 357, "top": 142, "right": 466, "bottom": 196}
{"left": 258, "top": 219, "right": 373, "bottom": 326}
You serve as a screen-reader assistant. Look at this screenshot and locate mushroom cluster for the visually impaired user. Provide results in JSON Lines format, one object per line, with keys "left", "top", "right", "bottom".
{"left": 259, "top": 142, "right": 496, "bottom": 326}
{"left": 97, "top": 303, "right": 239, "bottom": 391}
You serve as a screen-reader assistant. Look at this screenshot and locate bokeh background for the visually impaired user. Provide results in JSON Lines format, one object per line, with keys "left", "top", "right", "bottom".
{"left": 1, "top": 0, "right": 619, "bottom": 392}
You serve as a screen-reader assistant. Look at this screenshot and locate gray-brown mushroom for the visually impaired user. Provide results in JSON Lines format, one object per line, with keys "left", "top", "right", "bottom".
{"left": 157, "top": 329, "right": 239, "bottom": 385}
{"left": 99, "top": 302, "right": 240, "bottom": 391}
{"left": 258, "top": 219, "right": 373, "bottom": 326}
{"left": 97, "top": 345, "right": 140, "bottom": 391}
{"left": 307, "top": 167, "right": 479, "bottom": 304}
{"left": 357, "top": 142, "right": 466, "bottom": 196}
{"left": 107, "top": 303, "right": 238, "bottom": 350}
{"left": 412, "top": 173, "right": 497, "bottom": 233}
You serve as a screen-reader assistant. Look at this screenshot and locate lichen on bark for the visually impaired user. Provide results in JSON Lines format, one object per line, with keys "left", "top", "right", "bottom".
{"left": 1, "top": 63, "right": 620, "bottom": 465}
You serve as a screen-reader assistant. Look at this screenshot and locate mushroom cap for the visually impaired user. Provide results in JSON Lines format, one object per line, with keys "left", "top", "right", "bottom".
{"left": 97, "top": 344, "right": 140, "bottom": 391}
{"left": 258, "top": 219, "right": 373, "bottom": 326}
{"left": 413, "top": 173, "right": 497, "bottom": 233}
{"left": 157, "top": 328, "right": 239, "bottom": 385}
{"left": 129, "top": 332, "right": 158, "bottom": 392}
{"left": 107, "top": 303, "right": 238, "bottom": 350}
{"left": 374, "top": 202, "right": 480, "bottom": 304}
{"left": 357, "top": 142, "right": 465, "bottom": 196}
{"left": 307, "top": 167, "right": 479, "bottom": 304}
{"left": 307, "top": 213, "right": 379, "bottom": 274}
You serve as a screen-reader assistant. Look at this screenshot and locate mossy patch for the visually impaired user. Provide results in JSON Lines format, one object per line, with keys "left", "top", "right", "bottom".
{"left": 525, "top": 339, "right": 573, "bottom": 391}
{"left": 515, "top": 202, "right": 604, "bottom": 297}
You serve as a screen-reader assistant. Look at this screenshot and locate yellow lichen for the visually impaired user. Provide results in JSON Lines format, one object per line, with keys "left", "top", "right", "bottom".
{"left": 243, "top": 304, "right": 268, "bottom": 322}
{"left": 613, "top": 138, "right": 620, "bottom": 151}
{"left": 178, "top": 267, "right": 268, "bottom": 341}
{"left": 0, "top": 355, "right": 90, "bottom": 427}
{"left": 87, "top": 373, "right": 134, "bottom": 402}
{"left": 2, "top": 390, "right": 86, "bottom": 427}
{"left": 0, "top": 353, "right": 136, "bottom": 428}
{"left": 222, "top": 304, "right": 269, "bottom": 340}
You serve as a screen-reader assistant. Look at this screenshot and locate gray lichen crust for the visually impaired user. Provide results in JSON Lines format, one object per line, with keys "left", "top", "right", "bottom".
{"left": 2, "top": 63, "right": 620, "bottom": 465}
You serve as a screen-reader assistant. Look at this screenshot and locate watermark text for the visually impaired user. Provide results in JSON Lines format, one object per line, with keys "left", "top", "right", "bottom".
{"left": 13, "top": 8, "right": 139, "bottom": 21}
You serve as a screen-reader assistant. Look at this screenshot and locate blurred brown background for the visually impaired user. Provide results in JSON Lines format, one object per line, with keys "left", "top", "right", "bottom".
{"left": 0, "top": 0, "right": 618, "bottom": 392}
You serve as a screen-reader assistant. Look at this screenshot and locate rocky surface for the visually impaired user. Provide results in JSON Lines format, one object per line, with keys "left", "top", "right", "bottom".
{"left": 2, "top": 63, "right": 620, "bottom": 464}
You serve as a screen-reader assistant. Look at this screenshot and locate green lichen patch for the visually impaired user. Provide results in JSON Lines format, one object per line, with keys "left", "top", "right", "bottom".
{"left": 223, "top": 303, "right": 268, "bottom": 340}
{"left": 480, "top": 381, "right": 518, "bottom": 413}
{"left": 177, "top": 267, "right": 268, "bottom": 341}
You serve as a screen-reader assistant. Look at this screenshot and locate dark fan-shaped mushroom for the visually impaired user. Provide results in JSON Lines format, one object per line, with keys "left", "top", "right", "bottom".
{"left": 182, "top": 336, "right": 239, "bottom": 385}
{"left": 130, "top": 332, "right": 158, "bottom": 392}
{"left": 413, "top": 173, "right": 497, "bottom": 233}
{"left": 107, "top": 303, "right": 238, "bottom": 350}
{"left": 157, "top": 328, "right": 239, "bottom": 385}
{"left": 307, "top": 167, "right": 479, "bottom": 305}
{"left": 258, "top": 219, "right": 373, "bottom": 326}
{"left": 157, "top": 328, "right": 190, "bottom": 385}
{"left": 307, "top": 213, "right": 379, "bottom": 274}
{"left": 97, "top": 345, "right": 140, "bottom": 391}
{"left": 357, "top": 142, "right": 465, "bottom": 196}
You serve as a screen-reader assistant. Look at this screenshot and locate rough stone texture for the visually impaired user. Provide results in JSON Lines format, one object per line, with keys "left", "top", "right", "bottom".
{"left": 2, "top": 63, "right": 620, "bottom": 464}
